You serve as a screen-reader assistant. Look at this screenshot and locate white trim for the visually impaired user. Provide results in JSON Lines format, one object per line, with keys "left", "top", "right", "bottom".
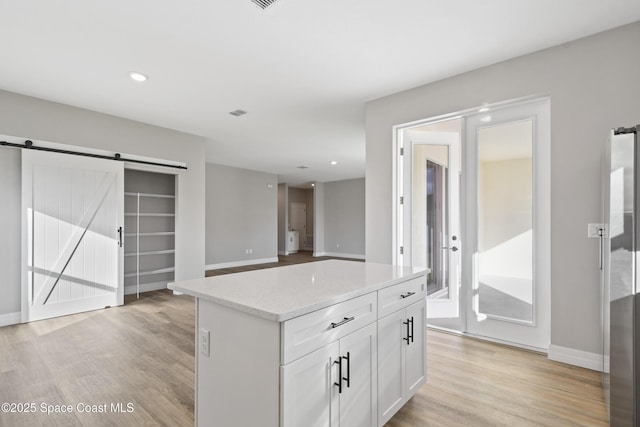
{"left": 278, "top": 250, "right": 289, "bottom": 256}
{"left": 320, "top": 252, "right": 365, "bottom": 260}
{"left": 548, "top": 344, "right": 603, "bottom": 372}
{"left": 0, "top": 312, "right": 21, "bottom": 327}
{"left": 206, "top": 257, "right": 279, "bottom": 270}
{"left": 125, "top": 281, "right": 167, "bottom": 295}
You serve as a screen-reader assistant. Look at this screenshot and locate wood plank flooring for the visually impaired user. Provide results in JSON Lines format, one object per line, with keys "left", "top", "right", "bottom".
{"left": 0, "top": 255, "right": 608, "bottom": 426}
{"left": 205, "top": 250, "right": 362, "bottom": 277}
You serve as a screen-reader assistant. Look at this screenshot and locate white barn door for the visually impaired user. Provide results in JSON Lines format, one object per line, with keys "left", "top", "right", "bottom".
{"left": 22, "top": 150, "right": 124, "bottom": 322}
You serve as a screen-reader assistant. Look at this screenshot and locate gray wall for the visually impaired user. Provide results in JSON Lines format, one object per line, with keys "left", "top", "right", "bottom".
{"left": 365, "top": 22, "right": 640, "bottom": 354}
{"left": 0, "top": 149, "right": 21, "bottom": 316}
{"left": 324, "top": 179, "right": 365, "bottom": 257}
{"left": 313, "top": 182, "right": 325, "bottom": 256}
{"left": 278, "top": 184, "right": 288, "bottom": 254}
{"left": 0, "top": 89, "right": 206, "bottom": 317}
{"left": 205, "top": 163, "right": 277, "bottom": 265}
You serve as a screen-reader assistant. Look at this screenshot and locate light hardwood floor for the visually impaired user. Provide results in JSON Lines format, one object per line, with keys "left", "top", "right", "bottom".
{"left": 0, "top": 259, "right": 608, "bottom": 426}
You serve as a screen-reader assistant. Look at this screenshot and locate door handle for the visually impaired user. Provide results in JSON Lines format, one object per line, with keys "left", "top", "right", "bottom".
{"left": 117, "top": 226, "right": 123, "bottom": 248}
{"left": 403, "top": 319, "right": 411, "bottom": 345}
{"left": 334, "top": 357, "right": 343, "bottom": 394}
{"left": 400, "top": 291, "right": 415, "bottom": 299}
{"left": 343, "top": 352, "right": 350, "bottom": 389}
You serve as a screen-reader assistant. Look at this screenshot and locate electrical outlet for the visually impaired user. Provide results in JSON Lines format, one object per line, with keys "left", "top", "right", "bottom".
{"left": 200, "top": 328, "right": 210, "bottom": 357}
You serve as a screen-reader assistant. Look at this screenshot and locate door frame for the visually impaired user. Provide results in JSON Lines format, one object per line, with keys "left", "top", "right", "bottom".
{"left": 392, "top": 95, "right": 551, "bottom": 352}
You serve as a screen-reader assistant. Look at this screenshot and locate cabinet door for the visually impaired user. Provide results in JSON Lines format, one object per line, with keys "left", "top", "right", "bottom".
{"left": 406, "top": 299, "right": 426, "bottom": 396}
{"left": 338, "top": 322, "right": 377, "bottom": 427}
{"left": 377, "top": 309, "right": 407, "bottom": 426}
{"left": 282, "top": 341, "right": 340, "bottom": 427}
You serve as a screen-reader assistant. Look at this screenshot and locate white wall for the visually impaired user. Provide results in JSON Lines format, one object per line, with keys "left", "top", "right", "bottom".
{"left": 0, "top": 89, "right": 206, "bottom": 319}
{"left": 365, "top": 22, "right": 640, "bottom": 355}
{"left": 324, "top": 178, "right": 366, "bottom": 258}
{"left": 205, "top": 163, "right": 278, "bottom": 267}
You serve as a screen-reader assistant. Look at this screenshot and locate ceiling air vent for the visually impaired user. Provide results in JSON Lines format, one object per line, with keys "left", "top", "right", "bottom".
{"left": 229, "top": 109, "right": 247, "bottom": 117}
{"left": 252, "top": 0, "right": 278, "bottom": 9}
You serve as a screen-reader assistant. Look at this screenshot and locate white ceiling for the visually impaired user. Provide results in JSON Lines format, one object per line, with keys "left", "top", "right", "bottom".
{"left": 1, "top": 1, "right": 639, "bottom": 186}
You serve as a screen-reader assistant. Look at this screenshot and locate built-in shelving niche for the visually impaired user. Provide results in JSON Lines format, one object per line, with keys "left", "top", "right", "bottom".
{"left": 124, "top": 169, "right": 176, "bottom": 297}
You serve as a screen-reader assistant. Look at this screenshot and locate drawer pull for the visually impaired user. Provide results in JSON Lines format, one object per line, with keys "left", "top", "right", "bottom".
{"left": 400, "top": 291, "right": 416, "bottom": 299}
{"left": 330, "top": 316, "right": 355, "bottom": 329}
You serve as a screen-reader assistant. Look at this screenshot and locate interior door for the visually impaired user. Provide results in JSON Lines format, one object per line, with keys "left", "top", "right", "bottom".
{"left": 403, "top": 130, "right": 460, "bottom": 319}
{"left": 22, "top": 150, "right": 124, "bottom": 322}
{"left": 464, "top": 98, "right": 550, "bottom": 350}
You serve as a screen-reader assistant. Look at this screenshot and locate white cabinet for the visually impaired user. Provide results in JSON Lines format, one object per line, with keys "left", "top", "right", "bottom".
{"left": 377, "top": 299, "right": 426, "bottom": 426}
{"left": 282, "top": 341, "right": 339, "bottom": 427}
{"left": 282, "top": 315, "right": 378, "bottom": 427}
{"left": 287, "top": 230, "right": 299, "bottom": 253}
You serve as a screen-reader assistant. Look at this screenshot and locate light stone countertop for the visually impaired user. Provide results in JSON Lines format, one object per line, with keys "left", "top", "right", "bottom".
{"left": 168, "top": 260, "right": 426, "bottom": 322}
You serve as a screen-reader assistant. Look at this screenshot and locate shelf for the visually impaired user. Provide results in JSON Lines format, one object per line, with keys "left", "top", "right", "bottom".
{"left": 125, "top": 213, "right": 175, "bottom": 217}
{"left": 124, "top": 267, "right": 175, "bottom": 278}
{"left": 125, "top": 231, "right": 175, "bottom": 237}
{"left": 125, "top": 192, "right": 175, "bottom": 199}
{"left": 125, "top": 249, "right": 175, "bottom": 257}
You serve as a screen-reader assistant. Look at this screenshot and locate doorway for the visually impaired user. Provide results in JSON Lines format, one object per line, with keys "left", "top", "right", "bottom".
{"left": 395, "top": 97, "right": 550, "bottom": 351}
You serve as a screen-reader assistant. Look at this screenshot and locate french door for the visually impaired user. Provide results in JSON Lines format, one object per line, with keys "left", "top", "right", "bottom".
{"left": 464, "top": 98, "right": 550, "bottom": 350}
{"left": 22, "top": 150, "right": 124, "bottom": 322}
{"left": 396, "top": 97, "right": 550, "bottom": 350}
{"left": 402, "top": 130, "right": 460, "bottom": 319}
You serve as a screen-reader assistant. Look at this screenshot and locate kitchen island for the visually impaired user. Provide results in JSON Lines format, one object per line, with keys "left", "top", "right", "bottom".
{"left": 169, "top": 260, "right": 427, "bottom": 427}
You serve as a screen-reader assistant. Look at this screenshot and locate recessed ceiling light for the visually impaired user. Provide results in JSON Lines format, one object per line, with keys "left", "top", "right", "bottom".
{"left": 480, "top": 115, "right": 492, "bottom": 122}
{"left": 311, "top": 183, "right": 315, "bottom": 187}
{"left": 330, "top": 161, "right": 338, "bottom": 165}
{"left": 129, "top": 71, "right": 148, "bottom": 82}
{"left": 229, "top": 109, "right": 247, "bottom": 117}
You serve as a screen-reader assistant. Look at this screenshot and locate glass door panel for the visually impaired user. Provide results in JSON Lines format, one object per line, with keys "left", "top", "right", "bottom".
{"left": 476, "top": 119, "right": 533, "bottom": 323}
{"left": 407, "top": 130, "right": 460, "bottom": 319}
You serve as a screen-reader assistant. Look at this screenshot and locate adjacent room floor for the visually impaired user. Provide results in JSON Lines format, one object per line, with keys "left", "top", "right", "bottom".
{"left": 0, "top": 256, "right": 608, "bottom": 426}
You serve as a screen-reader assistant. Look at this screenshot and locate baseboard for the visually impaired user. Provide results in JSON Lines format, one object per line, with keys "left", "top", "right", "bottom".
{"left": 206, "top": 257, "right": 279, "bottom": 270}
{"left": 0, "top": 311, "right": 21, "bottom": 327}
{"left": 320, "top": 252, "right": 365, "bottom": 260}
{"left": 125, "top": 282, "right": 167, "bottom": 295}
{"left": 548, "top": 344, "right": 604, "bottom": 372}
{"left": 278, "top": 251, "right": 289, "bottom": 256}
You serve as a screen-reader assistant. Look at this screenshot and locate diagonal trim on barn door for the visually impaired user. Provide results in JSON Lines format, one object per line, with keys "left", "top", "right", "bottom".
{"left": 32, "top": 171, "right": 117, "bottom": 307}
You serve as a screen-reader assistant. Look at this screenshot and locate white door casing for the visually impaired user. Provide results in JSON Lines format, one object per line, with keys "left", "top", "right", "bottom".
{"left": 22, "top": 150, "right": 124, "bottom": 322}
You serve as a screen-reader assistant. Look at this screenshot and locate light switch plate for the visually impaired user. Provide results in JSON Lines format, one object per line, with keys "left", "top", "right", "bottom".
{"left": 200, "top": 328, "right": 210, "bottom": 357}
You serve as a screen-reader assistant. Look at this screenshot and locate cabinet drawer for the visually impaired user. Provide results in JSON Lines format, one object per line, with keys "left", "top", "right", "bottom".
{"left": 378, "top": 276, "right": 426, "bottom": 318}
{"left": 281, "top": 292, "right": 377, "bottom": 364}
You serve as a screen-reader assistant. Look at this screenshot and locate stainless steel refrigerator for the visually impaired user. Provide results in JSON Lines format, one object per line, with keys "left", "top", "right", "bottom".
{"left": 603, "top": 124, "right": 640, "bottom": 426}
